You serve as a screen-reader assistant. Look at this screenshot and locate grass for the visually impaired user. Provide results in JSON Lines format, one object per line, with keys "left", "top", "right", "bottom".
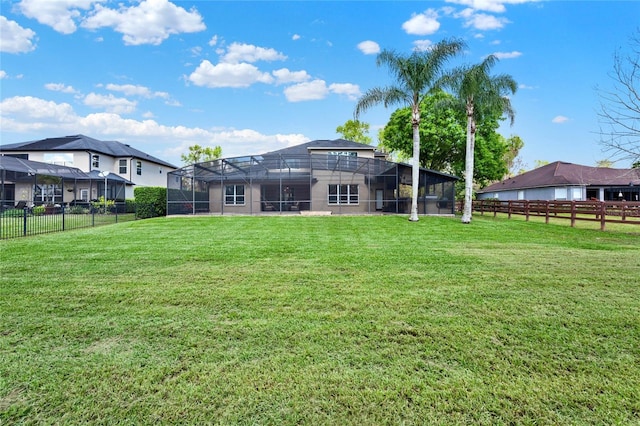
{"left": 1, "top": 214, "right": 639, "bottom": 425}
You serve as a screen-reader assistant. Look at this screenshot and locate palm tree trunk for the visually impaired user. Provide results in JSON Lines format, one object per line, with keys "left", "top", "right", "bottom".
{"left": 409, "top": 107, "right": 420, "bottom": 222}
{"left": 461, "top": 102, "right": 475, "bottom": 224}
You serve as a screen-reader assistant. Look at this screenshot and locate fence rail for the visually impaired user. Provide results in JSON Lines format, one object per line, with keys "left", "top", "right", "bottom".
{"left": 0, "top": 203, "right": 161, "bottom": 240}
{"left": 468, "top": 200, "right": 640, "bottom": 230}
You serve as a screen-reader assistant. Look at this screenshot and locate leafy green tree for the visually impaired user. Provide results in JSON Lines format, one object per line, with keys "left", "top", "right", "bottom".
{"left": 355, "top": 38, "right": 466, "bottom": 222}
{"left": 380, "top": 91, "right": 516, "bottom": 186}
{"left": 379, "top": 91, "right": 465, "bottom": 172}
{"left": 336, "top": 120, "right": 372, "bottom": 144}
{"left": 534, "top": 160, "right": 549, "bottom": 169}
{"left": 181, "top": 144, "right": 222, "bottom": 165}
{"left": 446, "top": 55, "right": 517, "bottom": 224}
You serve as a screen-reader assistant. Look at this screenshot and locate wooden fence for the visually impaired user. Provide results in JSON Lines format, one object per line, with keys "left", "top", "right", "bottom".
{"left": 465, "top": 200, "right": 640, "bottom": 230}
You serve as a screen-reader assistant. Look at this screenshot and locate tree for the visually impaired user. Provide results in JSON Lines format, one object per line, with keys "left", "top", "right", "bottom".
{"left": 446, "top": 55, "right": 517, "bottom": 224}
{"left": 181, "top": 144, "right": 222, "bottom": 165}
{"left": 379, "top": 91, "right": 465, "bottom": 173}
{"left": 597, "top": 29, "right": 640, "bottom": 165}
{"left": 503, "top": 135, "right": 525, "bottom": 177}
{"left": 596, "top": 159, "right": 615, "bottom": 168}
{"left": 379, "top": 90, "right": 515, "bottom": 185}
{"left": 336, "top": 119, "right": 372, "bottom": 144}
{"left": 354, "top": 38, "right": 466, "bottom": 222}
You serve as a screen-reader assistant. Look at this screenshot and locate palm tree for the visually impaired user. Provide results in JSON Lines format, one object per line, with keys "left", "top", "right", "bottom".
{"left": 447, "top": 55, "right": 517, "bottom": 224}
{"left": 354, "top": 39, "right": 466, "bottom": 221}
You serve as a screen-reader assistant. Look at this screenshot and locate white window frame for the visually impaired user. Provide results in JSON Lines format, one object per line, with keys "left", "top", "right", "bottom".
{"left": 225, "top": 184, "right": 245, "bottom": 206}
{"left": 136, "top": 160, "right": 142, "bottom": 176}
{"left": 119, "top": 159, "right": 128, "bottom": 174}
{"left": 92, "top": 154, "right": 100, "bottom": 169}
{"left": 328, "top": 184, "right": 359, "bottom": 205}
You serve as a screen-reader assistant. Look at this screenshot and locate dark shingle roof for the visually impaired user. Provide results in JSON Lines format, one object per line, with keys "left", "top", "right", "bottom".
{"left": 0, "top": 134, "right": 176, "bottom": 168}
{"left": 263, "top": 139, "right": 378, "bottom": 156}
{"left": 479, "top": 161, "right": 640, "bottom": 193}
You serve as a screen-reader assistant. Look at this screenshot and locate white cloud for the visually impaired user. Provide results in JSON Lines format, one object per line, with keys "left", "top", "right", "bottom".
{"left": 188, "top": 60, "right": 274, "bottom": 88}
{"left": 446, "top": 0, "right": 537, "bottom": 13}
{"left": 0, "top": 96, "right": 77, "bottom": 125}
{"left": 272, "top": 68, "right": 311, "bottom": 85}
{"left": 357, "top": 40, "right": 380, "bottom": 55}
{"left": 105, "top": 83, "right": 169, "bottom": 99}
{"left": 292, "top": 34, "right": 301, "bottom": 41}
{"left": 0, "top": 71, "right": 7, "bottom": 79}
{"left": 220, "top": 42, "right": 287, "bottom": 64}
{"left": 0, "top": 95, "right": 310, "bottom": 162}
{"left": 492, "top": 51, "right": 522, "bottom": 59}
{"left": 83, "top": 93, "right": 137, "bottom": 114}
{"left": 208, "top": 35, "right": 218, "bottom": 46}
{"left": 413, "top": 39, "right": 434, "bottom": 52}
{"left": 81, "top": 0, "right": 206, "bottom": 45}
{"left": 45, "top": 83, "right": 78, "bottom": 93}
{"left": 552, "top": 115, "right": 569, "bottom": 124}
{"left": 283, "top": 80, "right": 360, "bottom": 102}
{"left": 519, "top": 83, "right": 534, "bottom": 90}
{"left": 17, "top": 0, "right": 101, "bottom": 34}
{"left": 0, "top": 16, "right": 37, "bottom": 53}
{"left": 328, "top": 83, "right": 361, "bottom": 101}
{"left": 459, "top": 10, "right": 510, "bottom": 30}
{"left": 402, "top": 9, "right": 440, "bottom": 36}
{"left": 284, "top": 80, "right": 329, "bottom": 102}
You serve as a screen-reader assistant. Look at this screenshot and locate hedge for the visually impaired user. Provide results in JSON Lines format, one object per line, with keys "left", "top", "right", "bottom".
{"left": 134, "top": 187, "right": 166, "bottom": 218}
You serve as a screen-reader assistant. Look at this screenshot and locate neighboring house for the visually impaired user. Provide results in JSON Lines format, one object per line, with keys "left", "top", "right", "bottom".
{"left": 0, "top": 134, "right": 176, "bottom": 201}
{"left": 168, "top": 139, "right": 459, "bottom": 215}
{"left": 0, "top": 155, "right": 133, "bottom": 210}
{"left": 477, "top": 161, "right": 640, "bottom": 202}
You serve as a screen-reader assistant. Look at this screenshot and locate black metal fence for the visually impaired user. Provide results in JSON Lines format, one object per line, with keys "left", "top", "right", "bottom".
{"left": 0, "top": 202, "right": 161, "bottom": 240}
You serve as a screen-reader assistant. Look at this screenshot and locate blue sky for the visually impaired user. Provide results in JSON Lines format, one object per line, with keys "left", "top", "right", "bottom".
{"left": 1, "top": 0, "right": 638, "bottom": 169}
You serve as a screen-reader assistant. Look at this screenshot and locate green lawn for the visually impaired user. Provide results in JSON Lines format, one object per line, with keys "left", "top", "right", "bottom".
{"left": 1, "top": 215, "right": 639, "bottom": 425}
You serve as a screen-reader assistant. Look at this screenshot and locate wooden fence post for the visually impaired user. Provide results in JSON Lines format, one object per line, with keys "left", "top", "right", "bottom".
{"left": 600, "top": 202, "right": 606, "bottom": 231}
{"left": 570, "top": 201, "right": 576, "bottom": 227}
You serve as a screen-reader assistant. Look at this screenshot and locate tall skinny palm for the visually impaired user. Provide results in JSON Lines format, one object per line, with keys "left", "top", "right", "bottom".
{"left": 355, "top": 39, "right": 465, "bottom": 221}
{"left": 448, "top": 55, "right": 517, "bottom": 224}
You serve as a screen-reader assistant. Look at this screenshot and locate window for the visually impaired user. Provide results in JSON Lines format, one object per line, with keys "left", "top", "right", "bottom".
{"left": 328, "top": 151, "right": 357, "bottom": 169}
{"left": 225, "top": 185, "right": 245, "bottom": 205}
{"left": 92, "top": 154, "right": 100, "bottom": 168}
{"left": 328, "top": 184, "right": 358, "bottom": 205}
{"left": 136, "top": 161, "right": 142, "bottom": 175}
{"left": 119, "top": 159, "right": 127, "bottom": 174}
{"left": 80, "top": 189, "right": 89, "bottom": 201}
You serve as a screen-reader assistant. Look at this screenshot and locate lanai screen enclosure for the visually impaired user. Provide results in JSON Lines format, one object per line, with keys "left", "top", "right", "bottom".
{"left": 167, "top": 143, "right": 458, "bottom": 216}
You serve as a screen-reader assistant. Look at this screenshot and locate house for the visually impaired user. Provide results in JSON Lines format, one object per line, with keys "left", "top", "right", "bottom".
{"left": 167, "top": 139, "right": 459, "bottom": 215}
{"left": 0, "top": 134, "right": 176, "bottom": 201}
{"left": 477, "top": 161, "right": 640, "bottom": 202}
{"left": 0, "top": 155, "right": 133, "bottom": 210}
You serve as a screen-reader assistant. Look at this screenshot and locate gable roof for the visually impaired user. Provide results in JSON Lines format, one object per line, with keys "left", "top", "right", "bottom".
{"left": 479, "top": 161, "right": 640, "bottom": 193}
{"left": 263, "top": 139, "right": 378, "bottom": 157}
{"left": 0, "top": 134, "right": 176, "bottom": 168}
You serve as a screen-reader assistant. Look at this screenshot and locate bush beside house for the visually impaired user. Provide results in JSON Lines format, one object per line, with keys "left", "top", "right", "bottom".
{"left": 134, "top": 187, "right": 166, "bottom": 218}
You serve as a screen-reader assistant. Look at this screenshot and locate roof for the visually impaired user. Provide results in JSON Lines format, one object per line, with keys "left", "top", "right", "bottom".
{"left": 479, "top": 161, "right": 640, "bottom": 193}
{"left": 0, "top": 134, "right": 176, "bottom": 168}
{"left": 263, "top": 139, "right": 379, "bottom": 156}
{"left": 0, "top": 155, "right": 134, "bottom": 184}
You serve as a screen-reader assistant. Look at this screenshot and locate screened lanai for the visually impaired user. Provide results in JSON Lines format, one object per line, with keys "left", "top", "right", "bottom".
{"left": 167, "top": 149, "right": 458, "bottom": 216}
{"left": 0, "top": 155, "right": 130, "bottom": 211}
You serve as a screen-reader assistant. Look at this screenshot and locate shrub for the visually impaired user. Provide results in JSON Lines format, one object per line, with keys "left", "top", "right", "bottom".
{"left": 134, "top": 187, "right": 166, "bottom": 218}
{"left": 32, "top": 205, "right": 45, "bottom": 216}
{"left": 67, "top": 205, "right": 89, "bottom": 215}
{"left": 1, "top": 208, "right": 25, "bottom": 218}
